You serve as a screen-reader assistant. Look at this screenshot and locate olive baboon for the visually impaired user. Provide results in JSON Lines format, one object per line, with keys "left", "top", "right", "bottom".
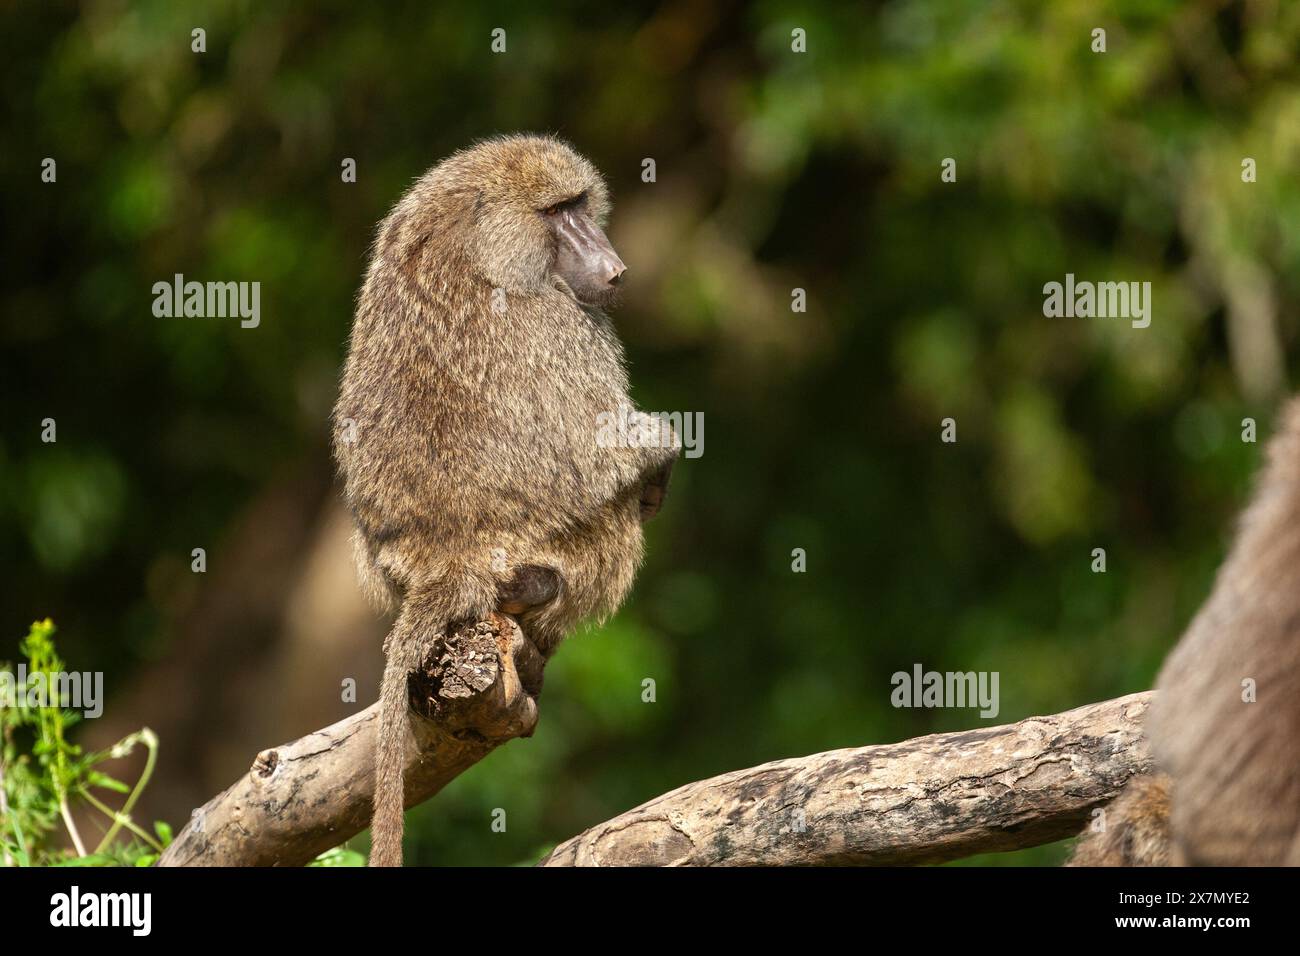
{"left": 332, "top": 135, "right": 678, "bottom": 867}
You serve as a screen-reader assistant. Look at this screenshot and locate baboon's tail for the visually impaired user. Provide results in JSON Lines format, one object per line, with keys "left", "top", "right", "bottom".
{"left": 369, "top": 631, "right": 420, "bottom": 868}
{"left": 369, "top": 567, "right": 497, "bottom": 867}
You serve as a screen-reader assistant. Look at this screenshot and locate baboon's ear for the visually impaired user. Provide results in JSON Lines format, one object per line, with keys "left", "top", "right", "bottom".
{"left": 497, "top": 564, "right": 561, "bottom": 614}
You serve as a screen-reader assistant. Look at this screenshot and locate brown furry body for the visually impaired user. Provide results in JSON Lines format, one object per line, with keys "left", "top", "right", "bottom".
{"left": 1072, "top": 398, "right": 1300, "bottom": 865}
{"left": 332, "top": 135, "right": 677, "bottom": 866}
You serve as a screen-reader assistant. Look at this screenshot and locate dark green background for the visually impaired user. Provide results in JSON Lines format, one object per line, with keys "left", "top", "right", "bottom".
{"left": 3, "top": 0, "right": 1296, "bottom": 865}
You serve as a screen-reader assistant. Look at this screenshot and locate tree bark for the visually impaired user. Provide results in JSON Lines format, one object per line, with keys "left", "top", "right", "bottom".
{"left": 539, "top": 691, "right": 1154, "bottom": 866}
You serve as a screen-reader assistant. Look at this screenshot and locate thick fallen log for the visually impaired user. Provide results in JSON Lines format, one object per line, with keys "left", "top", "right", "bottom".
{"left": 157, "top": 613, "right": 541, "bottom": 867}
{"left": 539, "top": 691, "right": 1154, "bottom": 866}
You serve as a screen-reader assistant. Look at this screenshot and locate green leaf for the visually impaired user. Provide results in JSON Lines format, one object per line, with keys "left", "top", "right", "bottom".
{"left": 153, "top": 821, "right": 173, "bottom": 846}
{"left": 87, "top": 771, "right": 131, "bottom": 794}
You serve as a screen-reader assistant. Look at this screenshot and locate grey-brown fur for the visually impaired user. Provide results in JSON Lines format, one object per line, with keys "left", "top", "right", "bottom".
{"left": 1068, "top": 774, "right": 1179, "bottom": 866}
{"left": 332, "top": 135, "right": 678, "bottom": 867}
{"left": 1072, "top": 397, "right": 1300, "bottom": 865}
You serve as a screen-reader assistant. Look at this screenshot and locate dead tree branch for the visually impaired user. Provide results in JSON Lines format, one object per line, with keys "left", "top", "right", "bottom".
{"left": 157, "top": 613, "right": 540, "bottom": 867}
{"left": 539, "top": 691, "right": 1154, "bottom": 866}
{"left": 159, "top": 620, "right": 1152, "bottom": 867}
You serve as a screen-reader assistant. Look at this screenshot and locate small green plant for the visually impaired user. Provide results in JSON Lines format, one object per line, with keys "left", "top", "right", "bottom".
{"left": 0, "top": 619, "right": 171, "bottom": 866}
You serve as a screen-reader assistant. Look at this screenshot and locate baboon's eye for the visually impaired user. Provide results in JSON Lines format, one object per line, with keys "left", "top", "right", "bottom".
{"left": 543, "top": 204, "right": 561, "bottom": 216}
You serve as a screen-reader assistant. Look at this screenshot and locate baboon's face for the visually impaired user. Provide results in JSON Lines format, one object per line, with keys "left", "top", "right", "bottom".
{"left": 539, "top": 192, "right": 625, "bottom": 309}
{"left": 463, "top": 136, "right": 624, "bottom": 309}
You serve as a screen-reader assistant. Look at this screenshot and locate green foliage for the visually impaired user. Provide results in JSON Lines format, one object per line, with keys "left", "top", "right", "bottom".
{"left": 0, "top": 620, "right": 170, "bottom": 867}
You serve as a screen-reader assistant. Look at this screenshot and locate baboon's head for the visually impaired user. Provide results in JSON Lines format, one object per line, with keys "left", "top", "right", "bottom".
{"left": 435, "top": 134, "right": 625, "bottom": 308}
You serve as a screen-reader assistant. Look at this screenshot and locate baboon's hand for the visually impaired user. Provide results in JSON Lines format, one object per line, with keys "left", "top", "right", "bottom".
{"left": 497, "top": 564, "right": 562, "bottom": 614}
{"left": 640, "top": 455, "right": 675, "bottom": 522}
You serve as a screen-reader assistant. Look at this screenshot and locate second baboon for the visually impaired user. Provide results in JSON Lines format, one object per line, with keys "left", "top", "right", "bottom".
{"left": 1072, "top": 397, "right": 1300, "bottom": 865}
{"left": 332, "top": 134, "right": 678, "bottom": 867}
